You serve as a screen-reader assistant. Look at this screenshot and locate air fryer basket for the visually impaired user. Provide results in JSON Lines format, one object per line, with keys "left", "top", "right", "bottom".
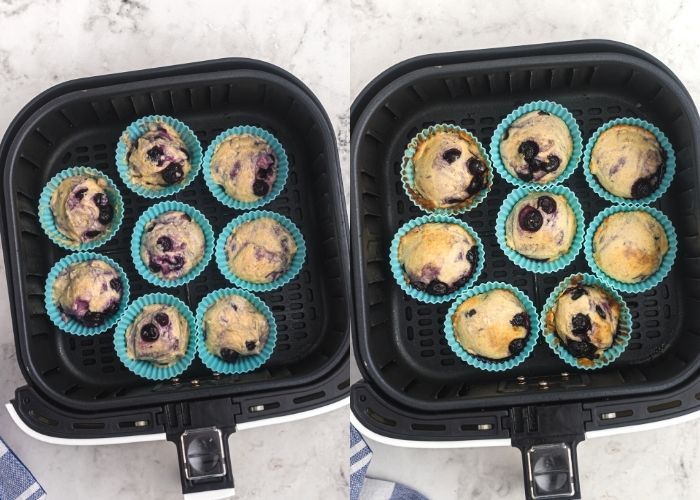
{"left": 350, "top": 41, "right": 700, "bottom": 499}
{"left": 0, "top": 59, "right": 350, "bottom": 496}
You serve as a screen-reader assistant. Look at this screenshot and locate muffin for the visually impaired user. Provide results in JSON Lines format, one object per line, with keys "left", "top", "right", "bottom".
{"left": 209, "top": 134, "right": 278, "bottom": 203}
{"left": 52, "top": 259, "right": 124, "bottom": 327}
{"left": 124, "top": 121, "right": 192, "bottom": 189}
{"left": 125, "top": 303, "right": 189, "bottom": 366}
{"left": 49, "top": 173, "right": 116, "bottom": 244}
{"left": 504, "top": 191, "right": 577, "bottom": 261}
{"left": 589, "top": 124, "right": 665, "bottom": 199}
{"left": 407, "top": 128, "right": 490, "bottom": 210}
{"left": 139, "top": 210, "right": 206, "bottom": 281}
{"left": 592, "top": 210, "right": 669, "bottom": 283}
{"left": 203, "top": 293, "right": 270, "bottom": 362}
{"left": 224, "top": 217, "right": 298, "bottom": 284}
{"left": 545, "top": 277, "right": 621, "bottom": 360}
{"left": 451, "top": 289, "right": 530, "bottom": 360}
{"left": 499, "top": 111, "right": 573, "bottom": 183}
{"left": 397, "top": 222, "right": 478, "bottom": 296}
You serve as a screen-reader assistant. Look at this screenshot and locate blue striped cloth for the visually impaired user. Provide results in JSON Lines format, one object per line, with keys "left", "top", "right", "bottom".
{"left": 350, "top": 425, "right": 428, "bottom": 500}
{"left": 0, "top": 437, "right": 46, "bottom": 500}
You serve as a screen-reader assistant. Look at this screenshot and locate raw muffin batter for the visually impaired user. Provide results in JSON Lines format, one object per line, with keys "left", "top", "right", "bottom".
{"left": 52, "top": 259, "right": 123, "bottom": 327}
{"left": 500, "top": 111, "right": 573, "bottom": 183}
{"left": 225, "top": 217, "right": 297, "bottom": 283}
{"left": 593, "top": 210, "right": 669, "bottom": 283}
{"left": 203, "top": 294, "right": 270, "bottom": 362}
{"left": 589, "top": 124, "right": 665, "bottom": 199}
{"left": 409, "top": 129, "right": 489, "bottom": 209}
{"left": 546, "top": 277, "right": 621, "bottom": 360}
{"left": 140, "top": 211, "right": 205, "bottom": 280}
{"left": 209, "top": 134, "right": 278, "bottom": 202}
{"left": 452, "top": 289, "right": 530, "bottom": 360}
{"left": 125, "top": 122, "right": 192, "bottom": 188}
{"left": 397, "top": 222, "right": 478, "bottom": 296}
{"left": 505, "top": 192, "right": 577, "bottom": 261}
{"left": 126, "top": 304, "right": 189, "bottom": 366}
{"left": 49, "top": 174, "right": 115, "bottom": 244}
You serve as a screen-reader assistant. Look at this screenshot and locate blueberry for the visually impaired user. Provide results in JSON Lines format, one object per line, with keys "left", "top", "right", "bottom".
{"left": 410, "top": 280, "right": 427, "bottom": 291}
{"left": 517, "top": 170, "right": 534, "bottom": 182}
{"left": 467, "top": 158, "right": 487, "bottom": 176}
{"left": 518, "top": 206, "right": 543, "bottom": 232}
{"left": 157, "top": 236, "right": 173, "bottom": 252}
{"left": 147, "top": 146, "right": 164, "bottom": 163}
{"left": 104, "top": 301, "right": 119, "bottom": 315}
{"left": 149, "top": 260, "right": 162, "bottom": 273}
{"left": 544, "top": 155, "right": 560, "bottom": 172}
{"left": 179, "top": 146, "right": 190, "bottom": 160}
{"left": 93, "top": 193, "right": 109, "bottom": 207}
{"left": 161, "top": 162, "right": 184, "bottom": 185}
{"left": 518, "top": 140, "right": 539, "bottom": 161}
{"left": 510, "top": 312, "right": 529, "bottom": 328}
{"left": 467, "top": 309, "right": 477, "bottom": 317}
{"left": 245, "top": 340, "right": 257, "bottom": 351}
{"left": 567, "top": 340, "right": 598, "bottom": 359}
{"left": 426, "top": 280, "right": 449, "bottom": 295}
{"left": 81, "top": 311, "right": 105, "bottom": 327}
{"left": 466, "top": 246, "right": 477, "bottom": 264}
{"left": 98, "top": 204, "right": 114, "bottom": 225}
{"left": 219, "top": 348, "right": 239, "bottom": 362}
{"left": 140, "top": 323, "right": 159, "bottom": 342}
{"left": 445, "top": 196, "right": 467, "bottom": 205}
{"left": 503, "top": 128, "right": 510, "bottom": 140}
{"left": 571, "top": 313, "right": 592, "bottom": 337}
{"left": 181, "top": 213, "right": 192, "bottom": 222}
{"left": 537, "top": 111, "right": 550, "bottom": 116}
{"left": 537, "top": 195, "right": 557, "bottom": 214}
{"left": 83, "top": 230, "right": 102, "bottom": 239}
{"left": 451, "top": 274, "right": 469, "bottom": 291}
{"left": 442, "top": 148, "right": 461, "bottom": 164}
{"left": 509, "top": 338, "right": 526, "bottom": 355}
{"left": 568, "top": 286, "right": 587, "bottom": 300}
{"left": 466, "top": 174, "right": 484, "bottom": 194}
{"left": 257, "top": 167, "right": 273, "bottom": 179}
{"left": 74, "top": 188, "right": 88, "bottom": 200}
{"left": 631, "top": 178, "right": 653, "bottom": 199}
{"left": 595, "top": 305, "right": 606, "bottom": 319}
{"left": 154, "top": 312, "right": 169, "bottom": 326}
{"left": 170, "top": 256, "right": 185, "bottom": 271}
{"left": 109, "top": 278, "right": 122, "bottom": 292}
{"left": 253, "top": 179, "right": 269, "bottom": 197}
{"left": 529, "top": 158, "right": 545, "bottom": 172}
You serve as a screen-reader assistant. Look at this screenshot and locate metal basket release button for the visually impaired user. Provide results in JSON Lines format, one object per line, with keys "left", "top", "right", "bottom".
{"left": 526, "top": 443, "right": 575, "bottom": 499}
{"left": 180, "top": 427, "right": 227, "bottom": 481}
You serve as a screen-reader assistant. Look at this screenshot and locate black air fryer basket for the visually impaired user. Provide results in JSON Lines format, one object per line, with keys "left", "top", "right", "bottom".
{"left": 0, "top": 59, "right": 350, "bottom": 497}
{"left": 350, "top": 40, "right": 700, "bottom": 500}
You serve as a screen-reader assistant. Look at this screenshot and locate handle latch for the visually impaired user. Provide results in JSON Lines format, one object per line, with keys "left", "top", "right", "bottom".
{"left": 181, "top": 427, "right": 228, "bottom": 481}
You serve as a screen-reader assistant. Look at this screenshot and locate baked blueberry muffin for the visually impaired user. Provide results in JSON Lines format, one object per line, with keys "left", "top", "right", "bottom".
{"left": 140, "top": 211, "right": 205, "bottom": 280}
{"left": 125, "top": 304, "right": 189, "bottom": 366}
{"left": 505, "top": 192, "right": 577, "bottom": 261}
{"left": 125, "top": 121, "right": 192, "bottom": 189}
{"left": 52, "top": 259, "right": 123, "bottom": 327}
{"left": 546, "top": 277, "right": 621, "bottom": 360}
{"left": 209, "top": 134, "right": 278, "bottom": 203}
{"left": 592, "top": 210, "right": 669, "bottom": 283}
{"left": 225, "top": 217, "right": 297, "bottom": 283}
{"left": 589, "top": 124, "right": 666, "bottom": 199}
{"left": 203, "top": 294, "right": 270, "bottom": 362}
{"left": 500, "top": 111, "right": 573, "bottom": 183}
{"left": 49, "top": 174, "right": 116, "bottom": 244}
{"left": 451, "top": 289, "right": 530, "bottom": 360}
{"left": 397, "top": 222, "right": 478, "bottom": 295}
{"left": 408, "top": 129, "right": 489, "bottom": 210}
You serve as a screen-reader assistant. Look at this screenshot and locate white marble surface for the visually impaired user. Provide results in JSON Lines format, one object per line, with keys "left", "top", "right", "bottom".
{"left": 351, "top": 1, "right": 700, "bottom": 499}
{"left": 0, "top": 1, "right": 348, "bottom": 499}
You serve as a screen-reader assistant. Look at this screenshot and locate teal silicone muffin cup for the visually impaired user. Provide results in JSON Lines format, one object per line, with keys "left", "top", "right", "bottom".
{"left": 444, "top": 282, "right": 539, "bottom": 372}
{"left": 38, "top": 166, "right": 124, "bottom": 251}
{"left": 215, "top": 210, "right": 306, "bottom": 292}
{"left": 115, "top": 115, "right": 203, "bottom": 199}
{"left": 489, "top": 100, "right": 583, "bottom": 187}
{"left": 389, "top": 214, "right": 485, "bottom": 304}
{"left": 582, "top": 117, "right": 676, "bottom": 205}
{"left": 584, "top": 205, "right": 677, "bottom": 293}
{"left": 130, "top": 201, "right": 215, "bottom": 288}
{"left": 202, "top": 125, "right": 289, "bottom": 210}
{"left": 113, "top": 293, "right": 197, "bottom": 380}
{"left": 496, "top": 185, "right": 585, "bottom": 274}
{"left": 195, "top": 288, "right": 278, "bottom": 375}
{"left": 540, "top": 273, "right": 632, "bottom": 370}
{"left": 44, "top": 252, "right": 130, "bottom": 336}
{"left": 400, "top": 123, "right": 492, "bottom": 215}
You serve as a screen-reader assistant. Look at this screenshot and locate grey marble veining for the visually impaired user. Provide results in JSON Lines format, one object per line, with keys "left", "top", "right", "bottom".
{"left": 0, "top": 0, "right": 348, "bottom": 499}
{"left": 351, "top": 1, "right": 700, "bottom": 499}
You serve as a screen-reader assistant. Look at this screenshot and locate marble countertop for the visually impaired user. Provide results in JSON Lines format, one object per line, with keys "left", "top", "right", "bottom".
{"left": 351, "top": 1, "right": 700, "bottom": 499}
{"left": 0, "top": 0, "right": 348, "bottom": 499}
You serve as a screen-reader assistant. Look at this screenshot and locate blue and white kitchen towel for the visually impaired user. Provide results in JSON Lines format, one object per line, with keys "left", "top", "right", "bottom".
{"left": 0, "top": 437, "right": 46, "bottom": 500}
{"left": 350, "top": 425, "right": 428, "bottom": 500}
